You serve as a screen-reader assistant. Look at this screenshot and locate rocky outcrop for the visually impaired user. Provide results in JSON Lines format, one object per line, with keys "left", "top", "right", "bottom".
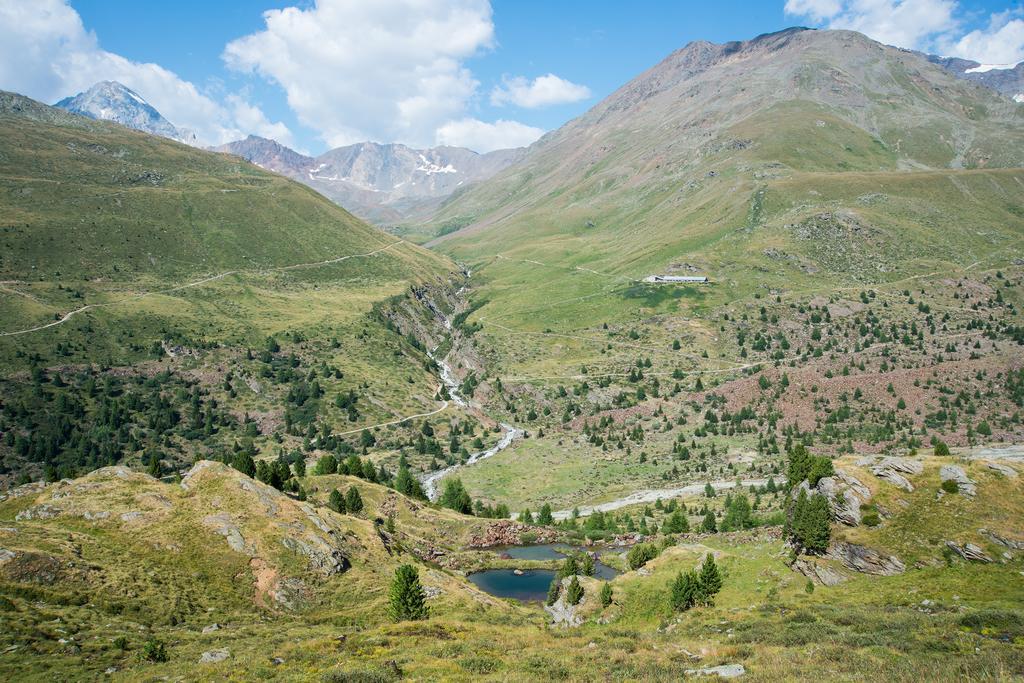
{"left": 827, "top": 542, "right": 905, "bottom": 575}
{"left": 468, "top": 520, "right": 558, "bottom": 548}
{"left": 985, "top": 462, "right": 1018, "bottom": 478}
{"left": 945, "top": 541, "right": 992, "bottom": 563}
{"left": 544, "top": 576, "right": 586, "bottom": 627}
{"left": 791, "top": 557, "right": 847, "bottom": 585}
{"left": 859, "top": 456, "right": 922, "bottom": 491}
{"left": 204, "top": 513, "right": 250, "bottom": 555}
{"left": 815, "top": 470, "right": 871, "bottom": 526}
{"left": 939, "top": 465, "right": 976, "bottom": 496}
{"left": 15, "top": 504, "right": 62, "bottom": 521}
{"left": 980, "top": 529, "right": 1024, "bottom": 551}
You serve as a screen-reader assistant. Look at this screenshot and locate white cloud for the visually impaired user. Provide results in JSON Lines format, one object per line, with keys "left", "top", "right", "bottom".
{"left": 490, "top": 73, "right": 591, "bottom": 108}
{"left": 0, "top": 0, "right": 290, "bottom": 146}
{"left": 783, "top": 0, "right": 843, "bottom": 22}
{"left": 224, "top": 0, "right": 499, "bottom": 148}
{"left": 940, "top": 12, "right": 1024, "bottom": 66}
{"left": 785, "top": 0, "right": 1024, "bottom": 66}
{"left": 435, "top": 118, "right": 544, "bottom": 152}
{"left": 226, "top": 94, "right": 296, "bottom": 148}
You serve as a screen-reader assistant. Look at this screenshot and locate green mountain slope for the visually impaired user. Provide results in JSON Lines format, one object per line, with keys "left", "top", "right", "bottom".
{"left": 425, "top": 28, "right": 1024, "bottom": 287}
{"left": 0, "top": 93, "right": 462, "bottom": 484}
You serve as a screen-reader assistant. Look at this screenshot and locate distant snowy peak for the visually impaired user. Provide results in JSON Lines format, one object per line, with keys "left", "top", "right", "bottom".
{"left": 923, "top": 55, "right": 1024, "bottom": 103}
{"left": 54, "top": 81, "right": 197, "bottom": 145}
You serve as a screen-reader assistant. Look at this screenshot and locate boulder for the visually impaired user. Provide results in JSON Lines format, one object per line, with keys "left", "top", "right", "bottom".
{"left": 15, "top": 504, "right": 62, "bottom": 521}
{"left": 203, "top": 513, "right": 250, "bottom": 555}
{"left": 827, "top": 542, "right": 905, "bottom": 575}
{"left": 791, "top": 558, "right": 847, "bottom": 586}
{"left": 945, "top": 541, "right": 992, "bottom": 563}
{"left": 980, "top": 529, "right": 1024, "bottom": 551}
{"left": 544, "top": 577, "right": 584, "bottom": 627}
{"left": 199, "top": 649, "right": 230, "bottom": 663}
{"left": 939, "top": 465, "right": 976, "bottom": 496}
{"left": 201, "top": 624, "right": 221, "bottom": 634}
{"left": 0, "top": 548, "right": 15, "bottom": 564}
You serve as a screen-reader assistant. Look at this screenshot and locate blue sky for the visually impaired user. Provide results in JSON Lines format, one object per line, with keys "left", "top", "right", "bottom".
{"left": 1, "top": 1, "right": 1022, "bottom": 153}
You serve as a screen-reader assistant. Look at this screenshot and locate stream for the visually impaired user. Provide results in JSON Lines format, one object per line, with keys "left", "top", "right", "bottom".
{"left": 420, "top": 335, "right": 522, "bottom": 501}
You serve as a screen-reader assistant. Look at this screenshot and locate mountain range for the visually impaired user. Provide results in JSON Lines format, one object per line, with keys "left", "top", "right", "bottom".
{"left": 213, "top": 136, "right": 524, "bottom": 224}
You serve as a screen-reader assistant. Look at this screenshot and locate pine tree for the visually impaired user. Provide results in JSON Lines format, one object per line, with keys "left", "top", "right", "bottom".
{"left": 387, "top": 564, "right": 428, "bottom": 621}
{"left": 328, "top": 488, "right": 346, "bottom": 514}
{"left": 671, "top": 569, "right": 699, "bottom": 612}
{"left": 566, "top": 576, "right": 584, "bottom": 606}
{"left": 439, "top": 478, "right": 473, "bottom": 514}
{"left": 664, "top": 509, "right": 690, "bottom": 534}
{"left": 600, "top": 582, "right": 613, "bottom": 608}
{"left": 395, "top": 464, "right": 425, "bottom": 499}
{"left": 345, "top": 486, "right": 364, "bottom": 513}
{"left": 721, "top": 494, "right": 752, "bottom": 531}
{"left": 701, "top": 509, "right": 717, "bottom": 533}
{"left": 546, "top": 577, "right": 561, "bottom": 606}
{"left": 696, "top": 554, "right": 723, "bottom": 606}
{"left": 232, "top": 451, "right": 256, "bottom": 478}
{"left": 537, "top": 503, "right": 554, "bottom": 525}
{"left": 580, "top": 553, "right": 595, "bottom": 577}
{"left": 520, "top": 508, "right": 534, "bottom": 524}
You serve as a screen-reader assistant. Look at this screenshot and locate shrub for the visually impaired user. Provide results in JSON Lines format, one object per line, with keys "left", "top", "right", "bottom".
{"left": 600, "top": 582, "right": 613, "bottom": 607}
{"left": 933, "top": 441, "right": 951, "bottom": 456}
{"left": 141, "top": 638, "right": 168, "bottom": 663}
{"left": 941, "top": 479, "right": 959, "bottom": 494}
{"left": 861, "top": 511, "right": 881, "bottom": 527}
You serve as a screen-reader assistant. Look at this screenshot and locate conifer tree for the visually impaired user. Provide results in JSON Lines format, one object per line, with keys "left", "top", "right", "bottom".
{"left": 701, "top": 509, "right": 718, "bottom": 533}
{"left": 600, "top": 582, "right": 613, "bottom": 608}
{"left": 696, "top": 554, "right": 723, "bottom": 606}
{"left": 537, "top": 503, "right": 554, "bottom": 525}
{"left": 566, "top": 575, "right": 584, "bottom": 605}
{"left": 439, "top": 478, "right": 473, "bottom": 514}
{"left": 387, "top": 564, "right": 428, "bottom": 621}
{"left": 345, "top": 486, "right": 364, "bottom": 513}
{"left": 671, "top": 569, "right": 699, "bottom": 612}
{"left": 546, "top": 577, "right": 561, "bottom": 606}
{"left": 328, "top": 488, "right": 346, "bottom": 514}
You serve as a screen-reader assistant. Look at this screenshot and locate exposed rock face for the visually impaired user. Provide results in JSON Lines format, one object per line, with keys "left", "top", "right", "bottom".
{"left": 939, "top": 465, "right": 976, "bottom": 496}
{"left": 827, "top": 542, "right": 905, "bottom": 575}
{"left": 859, "top": 456, "right": 923, "bottom": 491}
{"left": 945, "top": 541, "right": 992, "bottom": 563}
{"left": 791, "top": 558, "right": 847, "bottom": 585}
{"left": 815, "top": 470, "right": 871, "bottom": 526}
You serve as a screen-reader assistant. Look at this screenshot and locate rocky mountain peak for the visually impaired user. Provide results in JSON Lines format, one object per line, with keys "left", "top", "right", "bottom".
{"left": 54, "top": 80, "right": 197, "bottom": 145}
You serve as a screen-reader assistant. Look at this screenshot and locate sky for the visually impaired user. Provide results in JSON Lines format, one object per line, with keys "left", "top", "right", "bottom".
{"left": 1, "top": 0, "right": 1022, "bottom": 154}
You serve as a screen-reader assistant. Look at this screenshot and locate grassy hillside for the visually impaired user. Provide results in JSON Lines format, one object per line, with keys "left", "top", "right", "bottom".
{"left": 0, "top": 93, "right": 466, "bottom": 487}
{"left": 0, "top": 452, "right": 1020, "bottom": 681}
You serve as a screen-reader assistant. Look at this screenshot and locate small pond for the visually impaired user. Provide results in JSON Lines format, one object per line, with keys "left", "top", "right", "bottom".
{"left": 467, "top": 569, "right": 556, "bottom": 602}
{"left": 469, "top": 545, "right": 621, "bottom": 601}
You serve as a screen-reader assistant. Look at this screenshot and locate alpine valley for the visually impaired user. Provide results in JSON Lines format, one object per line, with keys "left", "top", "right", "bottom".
{"left": 0, "top": 25, "right": 1022, "bottom": 683}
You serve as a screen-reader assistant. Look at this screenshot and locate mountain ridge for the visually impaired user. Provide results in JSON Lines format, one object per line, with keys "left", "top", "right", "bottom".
{"left": 213, "top": 136, "right": 525, "bottom": 224}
